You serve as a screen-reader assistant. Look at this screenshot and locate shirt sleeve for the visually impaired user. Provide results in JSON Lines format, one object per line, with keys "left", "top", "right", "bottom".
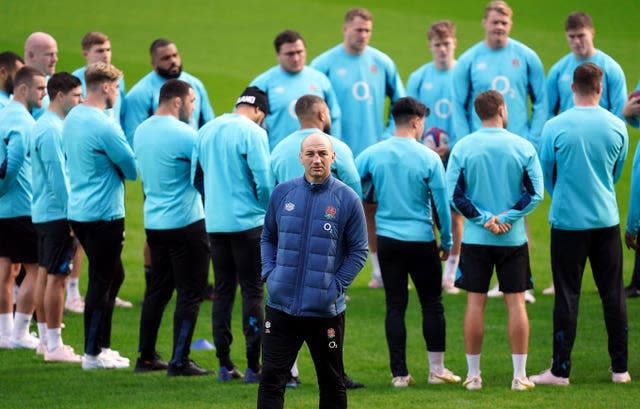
{"left": 197, "top": 82, "right": 215, "bottom": 127}
{"left": 451, "top": 56, "right": 473, "bottom": 140}
{"left": 0, "top": 130, "right": 26, "bottom": 196}
{"left": 546, "top": 64, "right": 560, "bottom": 118}
{"left": 104, "top": 123, "right": 137, "bottom": 181}
{"left": 606, "top": 60, "right": 628, "bottom": 120}
{"left": 627, "top": 144, "right": 640, "bottom": 235}
{"left": 526, "top": 51, "right": 548, "bottom": 149}
{"left": 124, "top": 85, "right": 153, "bottom": 145}
{"left": 333, "top": 195, "right": 368, "bottom": 292}
{"left": 429, "top": 160, "right": 452, "bottom": 249}
{"left": 324, "top": 80, "right": 342, "bottom": 140}
{"left": 497, "top": 147, "right": 544, "bottom": 224}
{"left": 247, "top": 129, "right": 275, "bottom": 209}
{"left": 538, "top": 122, "right": 556, "bottom": 197}
{"left": 38, "top": 132, "right": 69, "bottom": 209}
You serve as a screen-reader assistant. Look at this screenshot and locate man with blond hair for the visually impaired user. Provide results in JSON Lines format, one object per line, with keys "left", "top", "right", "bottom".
{"left": 312, "top": 7, "right": 405, "bottom": 291}
{"left": 452, "top": 1, "right": 546, "bottom": 147}
{"left": 63, "top": 62, "right": 137, "bottom": 370}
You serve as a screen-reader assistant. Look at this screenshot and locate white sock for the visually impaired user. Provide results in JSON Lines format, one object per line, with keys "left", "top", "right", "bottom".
{"left": 443, "top": 254, "right": 460, "bottom": 282}
{"left": 428, "top": 351, "right": 444, "bottom": 373}
{"left": 67, "top": 277, "right": 80, "bottom": 299}
{"left": 290, "top": 359, "right": 299, "bottom": 377}
{"left": 370, "top": 252, "right": 382, "bottom": 282}
{"left": 0, "top": 313, "right": 13, "bottom": 339}
{"left": 47, "top": 327, "right": 63, "bottom": 352}
{"left": 37, "top": 322, "right": 47, "bottom": 346}
{"left": 12, "top": 312, "right": 32, "bottom": 339}
{"left": 512, "top": 354, "right": 527, "bottom": 379}
{"left": 466, "top": 354, "right": 481, "bottom": 378}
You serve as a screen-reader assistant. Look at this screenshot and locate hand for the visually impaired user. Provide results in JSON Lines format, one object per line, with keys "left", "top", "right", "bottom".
{"left": 484, "top": 216, "right": 511, "bottom": 235}
{"left": 625, "top": 231, "right": 639, "bottom": 251}
{"left": 439, "top": 247, "right": 450, "bottom": 261}
{"left": 623, "top": 95, "right": 640, "bottom": 120}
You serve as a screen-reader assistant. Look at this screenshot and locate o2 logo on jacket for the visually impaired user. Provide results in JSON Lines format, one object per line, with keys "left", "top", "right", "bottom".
{"left": 324, "top": 206, "right": 336, "bottom": 219}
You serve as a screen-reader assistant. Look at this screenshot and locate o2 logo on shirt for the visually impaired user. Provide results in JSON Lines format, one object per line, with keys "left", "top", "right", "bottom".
{"left": 433, "top": 98, "right": 453, "bottom": 119}
{"left": 491, "top": 76, "right": 517, "bottom": 99}
{"left": 352, "top": 81, "right": 372, "bottom": 103}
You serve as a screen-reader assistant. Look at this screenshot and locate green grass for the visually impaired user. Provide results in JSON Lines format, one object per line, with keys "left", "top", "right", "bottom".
{"left": 1, "top": 0, "right": 640, "bottom": 408}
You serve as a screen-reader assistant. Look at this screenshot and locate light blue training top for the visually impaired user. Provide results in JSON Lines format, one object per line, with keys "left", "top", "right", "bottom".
{"left": 0, "top": 101, "right": 35, "bottom": 218}
{"left": 134, "top": 114, "right": 204, "bottom": 230}
{"left": 250, "top": 65, "right": 342, "bottom": 150}
{"left": 311, "top": 44, "right": 405, "bottom": 156}
{"left": 356, "top": 136, "right": 452, "bottom": 247}
{"left": 193, "top": 113, "right": 274, "bottom": 233}
{"left": 63, "top": 104, "right": 137, "bottom": 221}
{"left": 30, "top": 110, "right": 69, "bottom": 223}
{"left": 451, "top": 39, "right": 547, "bottom": 148}
{"left": 446, "top": 127, "right": 544, "bottom": 246}
{"left": 539, "top": 105, "right": 627, "bottom": 230}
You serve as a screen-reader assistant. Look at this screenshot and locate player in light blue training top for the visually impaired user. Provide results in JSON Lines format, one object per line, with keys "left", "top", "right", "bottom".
{"left": 446, "top": 90, "right": 543, "bottom": 391}
{"left": 72, "top": 32, "right": 126, "bottom": 129}
{"left": 125, "top": 39, "right": 214, "bottom": 144}
{"left": 30, "top": 72, "right": 84, "bottom": 362}
{"left": 63, "top": 63, "right": 136, "bottom": 369}
{"left": 311, "top": 8, "right": 404, "bottom": 157}
{"left": 0, "top": 67, "right": 47, "bottom": 350}
{"left": 134, "top": 79, "right": 210, "bottom": 376}
{"left": 193, "top": 87, "right": 273, "bottom": 381}
{"left": 356, "top": 97, "right": 459, "bottom": 388}
{"left": 531, "top": 62, "right": 630, "bottom": 386}
{"left": 407, "top": 21, "right": 458, "bottom": 146}
{"left": 271, "top": 95, "right": 361, "bottom": 197}
{"left": 451, "top": 1, "right": 546, "bottom": 148}
{"left": 0, "top": 52, "right": 24, "bottom": 109}
{"left": 624, "top": 81, "right": 640, "bottom": 129}
{"left": 24, "top": 32, "right": 58, "bottom": 120}
{"left": 546, "top": 12, "right": 626, "bottom": 119}
{"left": 251, "top": 30, "right": 341, "bottom": 150}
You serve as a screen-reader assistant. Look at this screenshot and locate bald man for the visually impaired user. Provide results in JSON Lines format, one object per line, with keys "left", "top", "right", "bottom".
{"left": 24, "top": 32, "right": 58, "bottom": 119}
{"left": 258, "top": 132, "right": 367, "bottom": 408}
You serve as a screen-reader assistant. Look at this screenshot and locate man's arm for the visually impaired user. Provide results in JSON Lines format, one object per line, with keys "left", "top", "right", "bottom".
{"left": 323, "top": 80, "right": 342, "bottom": 139}
{"left": 0, "top": 131, "right": 26, "bottom": 196}
{"left": 626, "top": 144, "right": 640, "bottom": 244}
{"left": 606, "top": 60, "right": 628, "bottom": 120}
{"left": 124, "top": 83, "right": 153, "bottom": 145}
{"left": 38, "top": 132, "right": 69, "bottom": 210}
{"left": 612, "top": 124, "right": 629, "bottom": 183}
{"left": 451, "top": 56, "right": 472, "bottom": 140}
{"left": 429, "top": 160, "right": 452, "bottom": 250}
{"left": 247, "top": 129, "right": 274, "bottom": 209}
{"left": 105, "top": 124, "right": 137, "bottom": 181}
{"left": 526, "top": 51, "right": 548, "bottom": 149}
{"left": 196, "top": 81, "right": 215, "bottom": 127}
{"left": 333, "top": 196, "right": 368, "bottom": 292}
{"left": 260, "top": 194, "right": 279, "bottom": 281}
{"left": 334, "top": 142, "right": 362, "bottom": 197}
{"left": 538, "top": 123, "right": 556, "bottom": 197}
{"left": 497, "top": 149, "right": 544, "bottom": 225}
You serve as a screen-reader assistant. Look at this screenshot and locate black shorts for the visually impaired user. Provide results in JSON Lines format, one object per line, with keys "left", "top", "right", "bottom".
{"left": 0, "top": 216, "right": 38, "bottom": 263}
{"left": 455, "top": 243, "right": 532, "bottom": 293}
{"left": 34, "top": 219, "right": 76, "bottom": 275}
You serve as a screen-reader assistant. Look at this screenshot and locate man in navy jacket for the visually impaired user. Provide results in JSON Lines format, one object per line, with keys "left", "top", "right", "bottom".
{"left": 258, "top": 132, "right": 367, "bottom": 409}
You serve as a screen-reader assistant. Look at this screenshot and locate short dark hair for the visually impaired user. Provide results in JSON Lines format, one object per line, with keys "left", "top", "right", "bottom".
{"left": 81, "top": 32, "right": 109, "bottom": 51}
{"left": 47, "top": 72, "right": 81, "bottom": 98}
{"left": 159, "top": 79, "right": 192, "bottom": 103}
{"left": 0, "top": 51, "right": 24, "bottom": 70}
{"left": 391, "top": 97, "right": 429, "bottom": 126}
{"left": 565, "top": 12, "right": 593, "bottom": 31}
{"left": 573, "top": 62, "right": 602, "bottom": 96}
{"left": 474, "top": 90, "right": 504, "bottom": 120}
{"left": 295, "top": 94, "right": 325, "bottom": 119}
{"left": 274, "top": 30, "right": 304, "bottom": 53}
{"left": 149, "top": 38, "right": 173, "bottom": 56}
{"left": 14, "top": 66, "right": 44, "bottom": 88}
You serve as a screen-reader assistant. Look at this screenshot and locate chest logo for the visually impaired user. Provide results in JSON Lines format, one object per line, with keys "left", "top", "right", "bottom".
{"left": 512, "top": 59, "right": 520, "bottom": 68}
{"left": 337, "top": 68, "right": 347, "bottom": 77}
{"left": 324, "top": 206, "right": 336, "bottom": 219}
{"left": 476, "top": 62, "right": 487, "bottom": 71}
{"left": 284, "top": 202, "right": 295, "bottom": 212}
{"left": 370, "top": 64, "right": 378, "bottom": 74}
{"left": 274, "top": 86, "right": 285, "bottom": 94}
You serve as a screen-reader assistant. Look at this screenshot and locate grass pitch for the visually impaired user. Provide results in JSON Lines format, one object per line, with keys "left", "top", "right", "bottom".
{"left": 1, "top": 0, "right": 640, "bottom": 408}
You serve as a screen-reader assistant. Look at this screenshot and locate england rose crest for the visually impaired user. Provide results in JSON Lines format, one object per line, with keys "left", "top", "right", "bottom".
{"left": 324, "top": 206, "right": 336, "bottom": 219}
